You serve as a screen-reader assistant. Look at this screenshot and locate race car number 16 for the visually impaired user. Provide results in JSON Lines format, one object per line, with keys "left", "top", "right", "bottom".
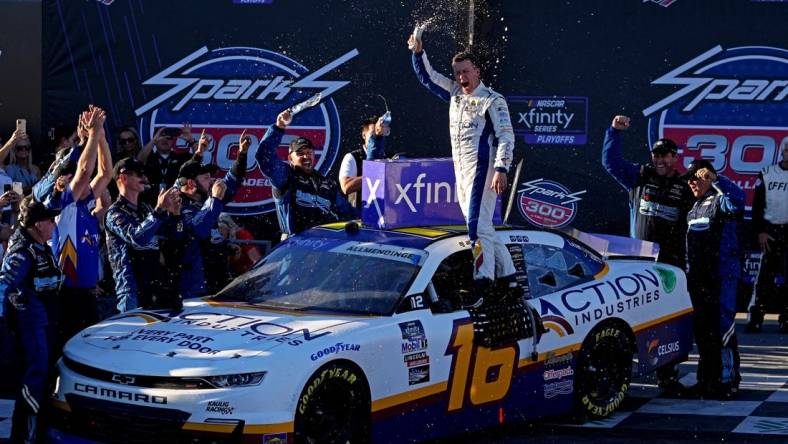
{"left": 445, "top": 320, "right": 519, "bottom": 411}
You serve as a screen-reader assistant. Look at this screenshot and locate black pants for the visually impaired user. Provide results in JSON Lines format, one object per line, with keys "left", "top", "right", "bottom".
{"left": 749, "top": 223, "right": 787, "bottom": 323}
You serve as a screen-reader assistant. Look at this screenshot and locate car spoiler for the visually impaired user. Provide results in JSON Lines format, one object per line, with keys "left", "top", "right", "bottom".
{"left": 560, "top": 228, "right": 660, "bottom": 261}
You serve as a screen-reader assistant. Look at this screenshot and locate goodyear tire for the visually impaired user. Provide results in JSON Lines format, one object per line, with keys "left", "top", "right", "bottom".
{"left": 295, "top": 362, "right": 370, "bottom": 444}
{"left": 574, "top": 324, "right": 632, "bottom": 421}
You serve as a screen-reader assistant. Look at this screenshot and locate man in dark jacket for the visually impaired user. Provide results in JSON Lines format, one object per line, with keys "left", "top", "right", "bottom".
{"left": 684, "top": 159, "right": 745, "bottom": 399}
{"left": 256, "top": 109, "right": 356, "bottom": 237}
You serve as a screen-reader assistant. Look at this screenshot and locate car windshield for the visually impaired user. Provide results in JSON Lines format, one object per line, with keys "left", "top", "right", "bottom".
{"left": 213, "top": 237, "right": 425, "bottom": 315}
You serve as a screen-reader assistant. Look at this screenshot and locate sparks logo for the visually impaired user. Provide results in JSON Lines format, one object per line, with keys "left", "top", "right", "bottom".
{"left": 517, "top": 179, "right": 586, "bottom": 228}
{"left": 541, "top": 315, "right": 574, "bottom": 337}
{"left": 135, "top": 46, "right": 358, "bottom": 215}
{"left": 643, "top": 46, "right": 788, "bottom": 214}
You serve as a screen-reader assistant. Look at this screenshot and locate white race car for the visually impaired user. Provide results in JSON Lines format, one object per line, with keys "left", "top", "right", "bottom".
{"left": 50, "top": 223, "right": 693, "bottom": 444}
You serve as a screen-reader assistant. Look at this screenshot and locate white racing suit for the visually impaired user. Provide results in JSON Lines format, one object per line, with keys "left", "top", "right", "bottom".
{"left": 413, "top": 50, "right": 516, "bottom": 282}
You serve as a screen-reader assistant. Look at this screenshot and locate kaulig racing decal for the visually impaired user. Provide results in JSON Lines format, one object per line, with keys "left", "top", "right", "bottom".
{"left": 135, "top": 46, "right": 358, "bottom": 215}
{"left": 643, "top": 45, "right": 788, "bottom": 214}
{"left": 517, "top": 179, "right": 586, "bottom": 228}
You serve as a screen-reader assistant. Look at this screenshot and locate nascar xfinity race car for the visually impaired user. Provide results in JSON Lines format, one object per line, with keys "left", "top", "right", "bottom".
{"left": 50, "top": 223, "right": 693, "bottom": 444}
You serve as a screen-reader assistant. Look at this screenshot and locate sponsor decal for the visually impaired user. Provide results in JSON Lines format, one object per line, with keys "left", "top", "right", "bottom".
{"left": 539, "top": 270, "right": 662, "bottom": 326}
{"left": 111, "top": 374, "right": 136, "bottom": 385}
{"left": 643, "top": 45, "right": 788, "bottom": 214}
{"left": 404, "top": 351, "right": 430, "bottom": 368}
{"left": 74, "top": 383, "right": 167, "bottom": 405}
{"left": 544, "top": 379, "right": 573, "bottom": 399}
{"left": 647, "top": 337, "right": 681, "bottom": 366}
{"left": 517, "top": 179, "right": 587, "bottom": 228}
{"left": 646, "top": 338, "right": 661, "bottom": 366}
{"left": 399, "top": 320, "right": 428, "bottom": 354}
{"left": 743, "top": 251, "right": 762, "bottom": 284}
{"left": 543, "top": 366, "right": 574, "bottom": 381}
{"left": 653, "top": 266, "right": 677, "bottom": 293}
{"left": 103, "top": 311, "right": 335, "bottom": 347}
{"left": 330, "top": 241, "right": 424, "bottom": 265}
{"left": 262, "top": 434, "right": 287, "bottom": 444}
{"left": 544, "top": 352, "right": 573, "bottom": 368}
{"left": 541, "top": 315, "right": 575, "bottom": 337}
{"left": 508, "top": 234, "right": 530, "bottom": 243}
{"left": 508, "top": 96, "right": 589, "bottom": 145}
{"left": 206, "top": 400, "right": 234, "bottom": 415}
{"left": 135, "top": 46, "right": 358, "bottom": 215}
{"left": 310, "top": 343, "right": 361, "bottom": 361}
{"left": 408, "top": 365, "right": 430, "bottom": 385}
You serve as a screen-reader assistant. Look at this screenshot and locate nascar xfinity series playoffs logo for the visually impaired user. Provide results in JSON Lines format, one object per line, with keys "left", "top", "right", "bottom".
{"left": 643, "top": 45, "right": 788, "bottom": 213}
{"left": 517, "top": 179, "right": 587, "bottom": 228}
{"left": 135, "top": 46, "right": 358, "bottom": 215}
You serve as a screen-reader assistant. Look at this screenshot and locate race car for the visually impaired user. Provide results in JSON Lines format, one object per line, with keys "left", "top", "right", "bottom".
{"left": 49, "top": 222, "right": 693, "bottom": 444}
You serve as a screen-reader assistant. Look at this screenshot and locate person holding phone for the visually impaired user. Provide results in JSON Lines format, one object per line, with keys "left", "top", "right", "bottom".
{"left": 137, "top": 123, "right": 196, "bottom": 200}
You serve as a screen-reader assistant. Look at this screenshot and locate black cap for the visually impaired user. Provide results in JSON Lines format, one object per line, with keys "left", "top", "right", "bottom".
{"left": 113, "top": 157, "right": 146, "bottom": 180}
{"left": 177, "top": 160, "right": 218, "bottom": 180}
{"left": 651, "top": 138, "right": 678, "bottom": 154}
{"left": 682, "top": 159, "right": 716, "bottom": 181}
{"left": 19, "top": 196, "right": 60, "bottom": 228}
{"left": 288, "top": 137, "right": 314, "bottom": 154}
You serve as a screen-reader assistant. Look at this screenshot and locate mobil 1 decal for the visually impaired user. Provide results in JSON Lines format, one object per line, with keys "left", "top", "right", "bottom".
{"left": 135, "top": 46, "right": 358, "bottom": 215}
{"left": 643, "top": 45, "right": 788, "bottom": 214}
{"left": 508, "top": 96, "right": 589, "bottom": 145}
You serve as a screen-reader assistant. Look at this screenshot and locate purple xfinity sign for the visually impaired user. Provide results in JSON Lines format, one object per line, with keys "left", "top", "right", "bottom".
{"left": 361, "top": 158, "right": 502, "bottom": 229}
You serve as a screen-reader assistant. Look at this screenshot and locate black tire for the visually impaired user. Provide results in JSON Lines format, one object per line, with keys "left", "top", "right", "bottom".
{"left": 574, "top": 324, "right": 633, "bottom": 420}
{"left": 294, "top": 362, "right": 370, "bottom": 444}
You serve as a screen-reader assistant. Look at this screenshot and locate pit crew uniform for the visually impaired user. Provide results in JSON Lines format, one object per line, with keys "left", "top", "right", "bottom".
{"left": 747, "top": 162, "right": 788, "bottom": 332}
{"left": 1, "top": 220, "right": 62, "bottom": 443}
{"left": 412, "top": 50, "right": 516, "bottom": 283}
{"left": 686, "top": 173, "right": 745, "bottom": 397}
{"left": 602, "top": 128, "right": 694, "bottom": 268}
{"left": 256, "top": 125, "right": 357, "bottom": 236}
{"left": 105, "top": 196, "right": 184, "bottom": 312}
{"left": 167, "top": 153, "right": 247, "bottom": 299}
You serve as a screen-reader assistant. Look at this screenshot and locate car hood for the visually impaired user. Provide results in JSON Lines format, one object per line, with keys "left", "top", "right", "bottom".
{"left": 66, "top": 299, "right": 364, "bottom": 373}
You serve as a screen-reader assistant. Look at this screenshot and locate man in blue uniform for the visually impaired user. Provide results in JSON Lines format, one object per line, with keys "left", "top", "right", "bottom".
{"left": 0, "top": 196, "right": 61, "bottom": 443}
{"left": 105, "top": 158, "right": 183, "bottom": 312}
{"left": 164, "top": 130, "right": 249, "bottom": 298}
{"left": 601, "top": 115, "right": 695, "bottom": 393}
{"left": 256, "top": 109, "right": 357, "bottom": 237}
{"left": 684, "top": 159, "right": 745, "bottom": 399}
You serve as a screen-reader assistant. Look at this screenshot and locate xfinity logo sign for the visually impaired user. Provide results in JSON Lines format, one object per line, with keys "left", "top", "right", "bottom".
{"left": 391, "top": 173, "right": 458, "bottom": 213}
{"left": 135, "top": 46, "right": 359, "bottom": 115}
{"left": 642, "top": 45, "right": 788, "bottom": 116}
{"left": 508, "top": 96, "right": 589, "bottom": 145}
{"left": 518, "top": 108, "right": 575, "bottom": 130}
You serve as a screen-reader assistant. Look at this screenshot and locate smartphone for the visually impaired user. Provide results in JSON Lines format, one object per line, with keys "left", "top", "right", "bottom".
{"left": 2, "top": 184, "right": 10, "bottom": 193}
{"left": 16, "top": 119, "right": 26, "bottom": 134}
{"left": 12, "top": 182, "right": 23, "bottom": 196}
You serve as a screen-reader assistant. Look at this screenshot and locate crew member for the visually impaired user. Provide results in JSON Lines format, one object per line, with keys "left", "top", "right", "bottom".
{"left": 338, "top": 116, "right": 389, "bottom": 209}
{"left": 747, "top": 139, "right": 788, "bottom": 333}
{"left": 0, "top": 196, "right": 61, "bottom": 443}
{"left": 601, "top": 115, "right": 694, "bottom": 393}
{"left": 684, "top": 159, "right": 744, "bottom": 399}
{"left": 408, "top": 32, "right": 517, "bottom": 299}
{"left": 105, "top": 157, "right": 183, "bottom": 312}
{"left": 256, "top": 109, "right": 356, "bottom": 237}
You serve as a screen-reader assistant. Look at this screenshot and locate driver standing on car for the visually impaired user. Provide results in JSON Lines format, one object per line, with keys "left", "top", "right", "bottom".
{"left": 0, "top": 196, "right": 61, "bottom": 443}
{"left": 601, "top": 115, "right": 694, "bottom": 394}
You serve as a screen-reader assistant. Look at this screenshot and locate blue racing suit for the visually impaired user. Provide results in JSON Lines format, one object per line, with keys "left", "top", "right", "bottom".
{"left": 686, "top": 175, "right": 745, "bottom": 393}
{"left": 32, "top": 145, "right": 82, "bottom": 203}
{"left": 0, "top": 228, "right": 62, "bottom": 443}
{"left": 256, "top": 125, "right": 356, "bottom": 236}
{"left": 602, "top": 128, "right": 694, "bottom": 268}
{"left": 105, "top": 197, "right": 183, "bottom": 312}
{"left": 412, "top": 50, "right": 516, "bottom": 282}
{"left": 165, "top": 152, "right": 246, "bottom": 298}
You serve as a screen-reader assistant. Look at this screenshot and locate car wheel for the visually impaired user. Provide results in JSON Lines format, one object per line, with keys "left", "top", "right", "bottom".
{"left": 295, "top": 362, "right": 370, "bottom": 444}
{"left": 574, "top": 324, "right": 633, "bottom": 420}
